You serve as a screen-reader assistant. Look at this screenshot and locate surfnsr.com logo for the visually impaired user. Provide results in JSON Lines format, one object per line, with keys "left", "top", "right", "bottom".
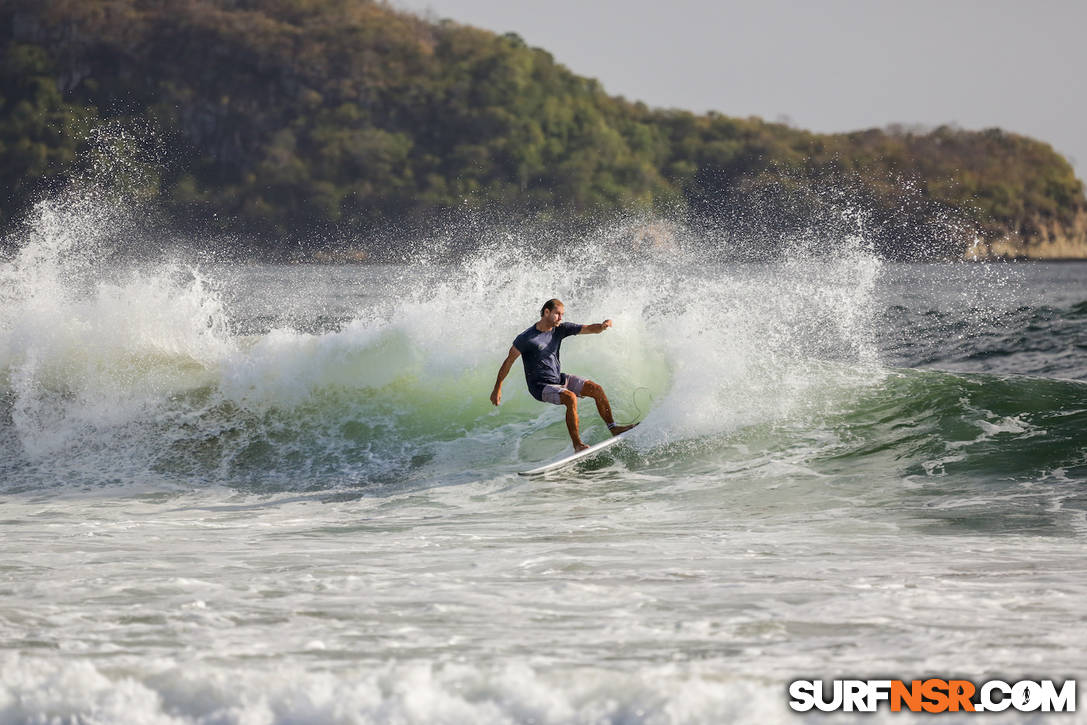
{"left": 788, "top": 679, "right": 1076, "bottom": 713}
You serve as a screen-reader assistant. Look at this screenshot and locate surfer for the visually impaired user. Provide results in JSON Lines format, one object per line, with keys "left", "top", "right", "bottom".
{"left": 490, "top": 298, "right": 635, "bottom": 452}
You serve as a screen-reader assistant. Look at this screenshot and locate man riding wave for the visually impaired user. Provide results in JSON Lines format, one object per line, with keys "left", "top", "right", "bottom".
{"left": 490, "top": 298, "right": 635, "bottom": 452}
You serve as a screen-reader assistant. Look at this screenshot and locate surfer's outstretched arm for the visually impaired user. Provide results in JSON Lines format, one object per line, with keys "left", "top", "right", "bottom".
{"left": 579, "top": 319, "right": 613, "bottom": 334}
{"left": 490, "top": 346, "right": 520, "bottom": 406}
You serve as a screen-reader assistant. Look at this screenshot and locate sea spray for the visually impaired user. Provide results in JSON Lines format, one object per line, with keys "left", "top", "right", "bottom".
{"left": 10, "top": 154, "right": 1073, "bottom": 497}
{"left": 0, "top": 192, "right": 231, "bottom": 456}
{"left": 2, "top": 186, "right": 893, "bottom": 493}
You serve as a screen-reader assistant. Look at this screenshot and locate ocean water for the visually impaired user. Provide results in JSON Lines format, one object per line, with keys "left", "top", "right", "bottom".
{"left": 1, "top": 195, "right": 1085, "bottom": 724}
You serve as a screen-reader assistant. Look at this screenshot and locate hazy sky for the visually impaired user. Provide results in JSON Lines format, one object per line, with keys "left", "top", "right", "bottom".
{"left": 394, "top": 0, "right": 1087, "bottom": 181}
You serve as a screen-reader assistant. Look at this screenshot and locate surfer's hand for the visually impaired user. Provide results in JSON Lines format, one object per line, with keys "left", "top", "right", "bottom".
{"left": 490, "top": 387, "right": 501, "bottom": 406}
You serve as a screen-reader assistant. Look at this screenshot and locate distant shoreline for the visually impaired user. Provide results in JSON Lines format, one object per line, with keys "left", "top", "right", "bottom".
{"left": 3, "top": 0, "right": 1084, "bottom": 260}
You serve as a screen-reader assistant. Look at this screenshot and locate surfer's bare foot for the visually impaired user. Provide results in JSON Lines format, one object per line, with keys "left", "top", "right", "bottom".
{"left": 573, "top": 441, "right": 589, "bottom": 452}
{"left": 609, "top": 423, "right": 637, "bottom": 436}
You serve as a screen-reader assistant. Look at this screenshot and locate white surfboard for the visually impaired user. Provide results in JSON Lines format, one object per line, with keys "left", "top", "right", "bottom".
{"left": 518, "top": 428, "right": 634, "bottom": 477}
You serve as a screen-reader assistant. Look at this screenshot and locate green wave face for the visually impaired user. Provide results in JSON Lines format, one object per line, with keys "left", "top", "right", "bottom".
{"left": 4, "top": 296, "right": 1083, "bottom": 504}
{"left": 798, "top": 369, "right": 1087, "bottom": 533}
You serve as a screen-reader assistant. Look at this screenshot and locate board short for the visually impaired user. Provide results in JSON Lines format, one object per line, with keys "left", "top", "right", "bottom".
{"left": 540, "top": 373, "right": 588, "bottom": 405}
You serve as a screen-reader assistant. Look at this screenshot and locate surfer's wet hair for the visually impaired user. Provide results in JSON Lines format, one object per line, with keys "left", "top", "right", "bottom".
{"left": 541, "top": 298, "right": 563, "bottom": 316}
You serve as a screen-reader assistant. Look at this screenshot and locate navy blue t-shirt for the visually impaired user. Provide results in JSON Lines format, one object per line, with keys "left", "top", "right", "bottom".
{"left": 512, "top": 322, "right": 583, "bottom": 400}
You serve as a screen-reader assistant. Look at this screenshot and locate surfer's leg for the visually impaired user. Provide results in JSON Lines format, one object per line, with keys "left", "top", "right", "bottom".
{"left": 579, "top": 380, "right": 614, "bottom": 426}
{"left": 559, "top": 389, "right": 588, "bottom": 452}
{"left": 580, "top": 380, "right": 636, "bottom": 435}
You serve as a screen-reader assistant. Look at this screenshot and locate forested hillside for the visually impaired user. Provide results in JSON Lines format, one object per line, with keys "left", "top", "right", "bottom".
{"left": 2, "top": 0, "right": 1084, "bottom": 258}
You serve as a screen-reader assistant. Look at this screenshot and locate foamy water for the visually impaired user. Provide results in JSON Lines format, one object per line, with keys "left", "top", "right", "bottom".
{"left": 1, "top": 193, "right": 1085, "bottom": 723}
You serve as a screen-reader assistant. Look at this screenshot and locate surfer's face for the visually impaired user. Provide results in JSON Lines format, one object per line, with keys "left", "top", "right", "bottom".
{"left": 545, "top": 305, "right": 564, "bottom": 325}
